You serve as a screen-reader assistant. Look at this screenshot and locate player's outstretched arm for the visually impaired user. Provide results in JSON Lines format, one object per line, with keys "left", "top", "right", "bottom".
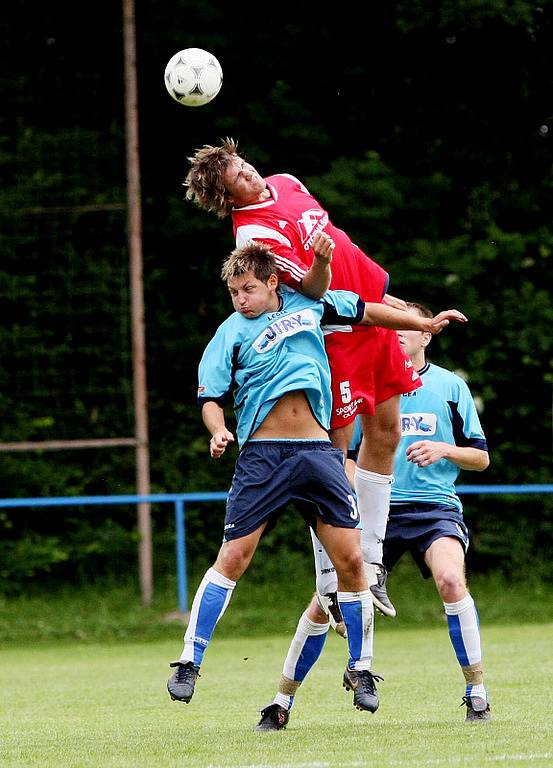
{"left": 360, "top": 304, "right": 467, "bottom": 332}
{"left": 201, "top": 401, "right": 235, "bottom": 458}
{"left": 423, "top": 309, "right": 468, "bottom": 334}
{"left": 299, "top": 231, "right": 334, "bottom": 299}
{"left": 382, "top": 293, "right": 408, "bottom": 310}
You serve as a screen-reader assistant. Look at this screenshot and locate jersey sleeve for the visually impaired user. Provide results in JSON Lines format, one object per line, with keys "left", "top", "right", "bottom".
{"left": 449, "top": 377, "right": 488, "bottom": 451}
{"left": 320, "top": 289, "right": 365, "bottom": 325}
{"left": 276, "top": 172, "right": 310, "bottom": 193}
{"left": 234, "top": 223, "right": 309, "bottom": 288}
{"left": 197, "top": 323, "right": 238, "bottom": 408}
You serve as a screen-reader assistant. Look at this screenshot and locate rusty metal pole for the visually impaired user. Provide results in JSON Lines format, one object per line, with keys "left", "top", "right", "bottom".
{"left": 122, "top": 0, "right": 153, "bottom": 605}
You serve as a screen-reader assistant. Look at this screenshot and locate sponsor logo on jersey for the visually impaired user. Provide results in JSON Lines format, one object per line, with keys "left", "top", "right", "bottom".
{"left": 197, "top": 385, "right": 205, "bottom": 395}
{"left": 253, "top": 309, "right": 317, "bottom": 353}
{"left": 277, "top": 220, "right": 287, "bottom": 229}
{"left": 296, "top": 209, "right": 329, "bottom": 250}
{"left": 267, "top": 307, "right": 288, "bottom": 320}
{"left": 400, "top": 412, "right": 437, "bottom": 435}
{"left": 335, "top": 397, "right": 364, "bottom": 418}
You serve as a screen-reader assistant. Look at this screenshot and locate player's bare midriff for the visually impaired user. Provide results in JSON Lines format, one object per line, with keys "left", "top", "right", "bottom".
{"left": 251, "top": 390, "right": 328, "bottom": 440}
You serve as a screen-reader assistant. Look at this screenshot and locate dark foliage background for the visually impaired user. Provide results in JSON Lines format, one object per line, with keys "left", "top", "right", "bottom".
{"left": 0, "top": 0, "right": 551, "bottom": 591}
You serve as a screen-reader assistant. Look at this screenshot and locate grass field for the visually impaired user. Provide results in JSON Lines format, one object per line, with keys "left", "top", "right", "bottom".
{"left": 2, "top": 556, "right": 553, "bottom": 645}
{"left": 2, "top": 622, "right": 552, "bottom": 768}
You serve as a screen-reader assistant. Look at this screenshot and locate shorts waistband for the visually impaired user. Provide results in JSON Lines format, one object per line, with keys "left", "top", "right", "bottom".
{"left": 245, "top": 438, "right": 331, "bottom": 445}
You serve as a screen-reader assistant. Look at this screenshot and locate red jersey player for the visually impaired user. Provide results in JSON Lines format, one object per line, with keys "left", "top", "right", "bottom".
{"left": 184, "top": 139, "right": 422, "bottom": 620}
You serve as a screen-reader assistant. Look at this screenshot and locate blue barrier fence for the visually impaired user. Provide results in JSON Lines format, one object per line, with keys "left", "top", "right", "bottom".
{"left": 1, "top": 484, "right": 552, "bottom": 613}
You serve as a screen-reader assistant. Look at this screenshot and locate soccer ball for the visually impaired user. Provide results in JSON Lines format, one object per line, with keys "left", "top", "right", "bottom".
{"left": 164, "top": 48, "right": 223, "bottom": 107}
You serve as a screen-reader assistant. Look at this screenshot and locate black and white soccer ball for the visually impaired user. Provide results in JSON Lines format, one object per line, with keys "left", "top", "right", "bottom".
{"left": 164, "top": 47, "right": 223, "bottom": 107}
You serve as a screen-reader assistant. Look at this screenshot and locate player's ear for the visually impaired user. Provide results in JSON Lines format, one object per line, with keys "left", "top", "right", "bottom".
{"left": 268, "top": 273, "right": 279, "bottom": 289}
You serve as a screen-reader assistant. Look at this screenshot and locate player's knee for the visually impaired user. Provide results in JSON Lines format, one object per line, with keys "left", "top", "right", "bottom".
{"left": 214, "top": 543, "right": 251, "bottom": 581}
{"left": 333, "top": 546, "right": 364, "bottom": 580}
{"left": 361, "top": 415, "right": 401, "bottom": 456}
{"left": 376, "top": 419, "right": 400, "bottom": 453}
{"left": 434, "top": 569, "right": 466, "bottom": 601}
{"left": 308, "top": 594, "right": 329, "bottom": 622}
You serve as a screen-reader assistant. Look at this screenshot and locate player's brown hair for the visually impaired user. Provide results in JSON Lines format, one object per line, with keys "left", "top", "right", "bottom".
{"left": 221, "top": 241, "right": 278, "bottom": 285}
{"left": 406, "top": 301, "right": 434, "bottom": 319}
{"left": 184, "top": 137, "right": 239, "bottom": 219}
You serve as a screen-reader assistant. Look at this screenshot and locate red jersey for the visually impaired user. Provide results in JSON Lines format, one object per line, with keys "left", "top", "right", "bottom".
{"left": 231, "top": 172, "right": 421, "bottom": 425}
{"left": 231, "top": 173, "right": 389, "bottom": 304}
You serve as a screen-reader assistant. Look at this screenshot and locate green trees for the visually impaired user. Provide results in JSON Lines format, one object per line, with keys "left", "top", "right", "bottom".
{"left": 0, "top": 1, "right": 551, "bottom": 589}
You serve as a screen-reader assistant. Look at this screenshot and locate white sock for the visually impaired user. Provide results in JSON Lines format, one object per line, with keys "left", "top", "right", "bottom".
{"left": 179, "top": 567, "right": 236, "bottom": 666}
{"left": 275, "top": 611, "right": 329, "bottom": 710}
{"left": 282, "top": 611, "right": 329, "bottom": 682}
{"left": 310, "top": 528, "right": 338, "bottom": 595}
{"left": 338, "top": 590, "right": 374, "bottom": 671}
{"left": 444, "top": 593, "right": 486, "bottom": 699}
{"left": 354, "top": 466, "right": 393, "bottom": 564}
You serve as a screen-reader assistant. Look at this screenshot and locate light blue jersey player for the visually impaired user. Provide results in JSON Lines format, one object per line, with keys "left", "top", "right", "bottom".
{"left": 197, "top": 279, "right": 362, "bottom": 448}
{"left": 166, "top": 233, "right": 461, "bottom": 723}
{"left": 241, "top": 295, "right": 469, "bottom": 730}
{"left": 391, "top": 361, "right": 487, "bottom": 512}
{"left": 384, "top": 302, "right": 491, "bottom": 722}
{"left": 167, "top": 238, "right": 467, "bottom": 727}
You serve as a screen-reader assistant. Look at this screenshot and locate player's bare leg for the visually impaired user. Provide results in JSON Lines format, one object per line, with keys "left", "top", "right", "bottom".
{"left": 256, "top": 593, "right": 330, "bottom": 731}
{"left": 258, "top": 522, "right": 382, "bottom": 728}
{"left": 425, "top": 537, "right": 491, "bottom": 721}
{"left": 315, "top": 522, "right": 381, "bottom": 712}
{"left": 168, "top": 526, "right": 265, "bottom": 704}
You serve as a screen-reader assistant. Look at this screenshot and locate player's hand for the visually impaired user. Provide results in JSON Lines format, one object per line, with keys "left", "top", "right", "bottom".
{"left": 311, "top": 231, "right": 335, "bottom": 264}
{"left": 209, "top": 429, "right": 235, "bottom": 458}
{"left": 406, "top": 440, "right": 449, "bottom": 467}
{"left": 425, "top": 309, "right": 468, "bottom": 334}
{"left": 383, "top": 293, "right": 408, "bottom": 310}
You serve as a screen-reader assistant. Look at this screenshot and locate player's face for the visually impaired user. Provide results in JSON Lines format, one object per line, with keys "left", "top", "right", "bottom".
{"left": 227, "top": 272, "right": 279, "bottom": 317}
{"left": 223, "top": 157, "right": 267, "bottom": 207}
{"left": 397, "top": 328, "right": 430, "bottom": 359}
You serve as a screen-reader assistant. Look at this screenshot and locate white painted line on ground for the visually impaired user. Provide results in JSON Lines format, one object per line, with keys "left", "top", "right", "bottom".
{"left": 206, "top": 754, "right": 552, "bottom": 768}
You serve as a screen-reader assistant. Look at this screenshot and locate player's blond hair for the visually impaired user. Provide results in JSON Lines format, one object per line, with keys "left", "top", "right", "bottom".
{"left": 221, "top": 241, "right": 278, "bottom": 284}
{"left": 184, "top": 137, "right": 240, "bottom": 219}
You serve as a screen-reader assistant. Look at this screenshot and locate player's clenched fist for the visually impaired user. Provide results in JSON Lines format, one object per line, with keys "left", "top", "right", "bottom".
{"left": 209, "top": 429, "right": 235, "bottom": 458}
{"left": 311, "top": 231, "right": 335, "bottom": 264}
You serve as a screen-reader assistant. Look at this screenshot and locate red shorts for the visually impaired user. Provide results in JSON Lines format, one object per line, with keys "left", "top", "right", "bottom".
{"left": 324, "top": 326, "right": 422, "bottom": 429}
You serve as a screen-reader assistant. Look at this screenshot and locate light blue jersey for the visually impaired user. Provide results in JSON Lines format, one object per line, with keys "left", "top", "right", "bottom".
{"left": 198, "top": 285, "right": 364, "bottom": 447}
{"left": 390, "top": 362, "right": 488, "bottom": 512}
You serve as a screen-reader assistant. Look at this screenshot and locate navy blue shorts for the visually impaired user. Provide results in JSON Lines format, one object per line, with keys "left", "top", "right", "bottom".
{"left": 383, "top": 502, "right": 469, "bottom": 579}
{"left": 222, "top": 440, "right": 360, "bottom": 541}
